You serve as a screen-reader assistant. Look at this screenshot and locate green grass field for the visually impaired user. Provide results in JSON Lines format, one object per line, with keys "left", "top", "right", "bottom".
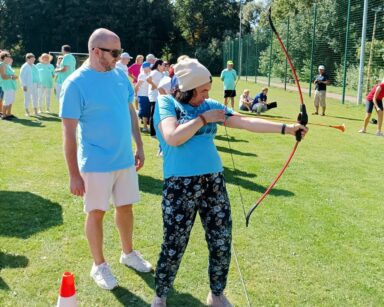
{"left": 1, "top": 76, "right": 383, "bottom": 306}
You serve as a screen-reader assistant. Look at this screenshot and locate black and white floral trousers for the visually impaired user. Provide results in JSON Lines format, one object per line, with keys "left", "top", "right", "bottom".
{"left": 155, "top": 172, "right": 232, "bottom": 297}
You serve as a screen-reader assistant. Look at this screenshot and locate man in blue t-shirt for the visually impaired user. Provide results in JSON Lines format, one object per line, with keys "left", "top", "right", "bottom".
{"left": 220, "top": 60, "right": 237, "bottom": 109}
{"left": 60, "top": 28, "right": 152, "bottom": 291}
{"left": 313, "top": 65, "right": 330, "bottom": 116}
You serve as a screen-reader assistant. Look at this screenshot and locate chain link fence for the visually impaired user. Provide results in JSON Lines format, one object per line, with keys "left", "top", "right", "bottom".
{"left": 222, "top": 0, "right": 384, "bottom": 104}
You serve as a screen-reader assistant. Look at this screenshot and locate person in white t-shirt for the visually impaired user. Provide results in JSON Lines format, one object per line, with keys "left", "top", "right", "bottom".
{"left": 146, "top": 59, "right": 165, "bottom": 136}
{"left": 135, "top": 61, "right": 151, "bottom": 132}
{"left": 115, "top": 52, "right": 132, "bottom": 77}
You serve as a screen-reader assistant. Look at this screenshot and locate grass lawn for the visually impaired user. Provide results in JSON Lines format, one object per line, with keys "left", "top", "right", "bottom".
{"left": 0, "top": 76, "right": 383, "bottom": 306}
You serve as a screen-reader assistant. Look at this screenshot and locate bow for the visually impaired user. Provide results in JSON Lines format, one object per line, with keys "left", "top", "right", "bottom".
{"left": 245, "top": 7, "right": 308, "bottom": 227}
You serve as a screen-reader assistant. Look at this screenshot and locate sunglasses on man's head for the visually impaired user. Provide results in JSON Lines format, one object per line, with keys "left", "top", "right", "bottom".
{"left": 93, "top": 47, "right": 123, "bottom": 58}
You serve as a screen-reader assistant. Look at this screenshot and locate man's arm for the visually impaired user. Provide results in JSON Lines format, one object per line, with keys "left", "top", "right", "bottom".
{"left": 62, "top": 118, "right": 85, "bottom": 196}
{"left": 129, "top": 104, "right": 144, "bottom": 171}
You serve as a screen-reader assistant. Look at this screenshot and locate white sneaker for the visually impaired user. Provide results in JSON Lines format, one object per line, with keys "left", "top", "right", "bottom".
{"left": 151, "top": 296, "right": 167, "bottom": 307}
{"left": 376, "top": 131, "right": 384, "bottom": 136}
{"left": 90, "top": 262, "right": 118, "bottom": 290}
{"left": 207, "top": 291, "right": 233, "bottom": 307}
{"left": 358, "top": 128, "right": 366, "bottom": 133}
{"left": 120, "top": 250, "right": 152, "bottom": 272}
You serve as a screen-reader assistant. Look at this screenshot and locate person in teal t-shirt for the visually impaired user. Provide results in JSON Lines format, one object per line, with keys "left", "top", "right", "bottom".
{"left": 0, "top": 51, "right": 18, "bottom": 120}
{"left": 151, "top": 58, "right": 308, "bottom": 307}
{"left": 220, "top": 60, "right": 237, "bottom": 109}
{"left": 36, "top": 53, "right": 55, "bottom": 113}
{"left": 55, "top": 45, "right": 76, "bottom": 101}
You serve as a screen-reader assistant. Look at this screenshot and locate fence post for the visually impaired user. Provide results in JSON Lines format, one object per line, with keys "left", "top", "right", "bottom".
{"left": 255, "top": 29, "right": 259, "bottom": 83}
{"left": 309, "top": 3, "right": 317, "bottom": 97}
{"left": 357, "top": 0, "right": 368, "bottom": 105}
{"left": 284, "top": 17, "right": 290, "bottom": 91}
{"left": 268, "top": 29, "right": 273, "bottom": 87}
{"left": 342, "top": 0, "right": 351, "bottom": 104}
{"left": 246, "top": 35, "right": 249, "bottom": 82}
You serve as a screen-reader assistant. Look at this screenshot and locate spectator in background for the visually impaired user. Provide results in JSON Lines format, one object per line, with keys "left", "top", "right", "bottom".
{"left": 0, "top": 49, "right": 3, "bottom": 116}
{"left": 20, "top": 53, "right": 40, "bottom": 116}
{"left": 251, "top": 87, "right": 277, "bottom": 115}
{"left": 220, "top": 60, "right": 237, "bottom": 109}
{"left": 128, "top": 54, "right": 144, "bottom": 85}
{"left": 162, "top": 61, "right": 170, "bottom": 77}
{"left": 55, "top": 45, "right": 76, "bottom": 100}
{"left": 116, "top": 52, "right": 132, "bottom": 78}
{"left": 54, "top": 56, "right": 63, "bottom": 99}
{"left": 239, "top": 89, "right": 252, "bottom": 111}
{"left": 147, "top": 59, "right": 165, "bottom": 136}
{"left": 146, "top": 54, "right": 156, "bottom": 67}
{"left": 36, "top": 53, "right": 55, "bottom": 113}
{"left": 128, "top": 54, "right": 143, "bottom": 110}
{"left": 0, "top": 51, "right": 18, "bottom": 120}
{"left": 312, "top": 65, "right": 330, "bottom": 116}
{"left": 358, "top": 78, "right": 384, "bottom": 136}
{"left": 135, "top": 61, "right": 151, "bottom": 132}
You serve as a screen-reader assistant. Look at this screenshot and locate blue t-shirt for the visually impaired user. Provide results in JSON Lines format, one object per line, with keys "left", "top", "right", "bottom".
{"left": 154, "top": 95, "right": 234, "bottom": 179}
{"left": 252, "top": 93, "right": 267, "bottom": 107}
{"left": 59, "top": 66, "right": 135, "bottom": 172}
{"left": 314, "top": 74, "right": 329, "bottom": 91}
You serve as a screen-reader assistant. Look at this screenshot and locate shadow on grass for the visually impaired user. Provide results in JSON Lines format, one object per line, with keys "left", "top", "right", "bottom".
{"left": 224, "top": 166, "right": 294, "bottom": 197}
{"left": 112, "top": 286, "right": 150, "bottom": 306}
{"left": 2, "top": 117, "right": 45, "bottom": 127}
{"left": 36, "top": 115, "right": 61, "bottom": 122}
{"left": 125, "top": 270, "right": 205, "bottom": 306}
{"left": 215, "top": 135, "right": 249, "bottom": 143}
{"left": 325, "top": 114, "right": 362, "bottom": 122}
{"left": 216, "top": 145, "right": 257, "bottom": 157}
{"left": 246, "top": 113, "right": 290, "bottom": 119}
{"left": 139, "top": 174, "right": 163, "bottom": 196}
{"left": 0, "top": 251, "right": 29, "bottom": 290}
{"left": 0, "top": 191, "right": 63, "bottom": 239}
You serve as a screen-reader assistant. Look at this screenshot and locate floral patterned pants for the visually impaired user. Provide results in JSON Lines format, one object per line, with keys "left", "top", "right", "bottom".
{"left": 155, "top": 172, "right": 232, "bottom": 297}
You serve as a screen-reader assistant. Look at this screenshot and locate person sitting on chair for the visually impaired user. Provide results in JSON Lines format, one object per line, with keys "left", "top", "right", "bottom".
{"left": 251, "top": 87, "right": 277, "bottom": 115}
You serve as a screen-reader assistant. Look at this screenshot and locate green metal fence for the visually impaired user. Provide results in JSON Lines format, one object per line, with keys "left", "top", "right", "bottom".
{"left": 222, "top": 0, "right": 384, "bottom": 104}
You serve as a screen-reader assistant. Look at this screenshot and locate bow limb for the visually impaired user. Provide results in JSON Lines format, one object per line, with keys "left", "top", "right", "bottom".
{"left": 245, "top": 7, "right": 308, "bottom": 226}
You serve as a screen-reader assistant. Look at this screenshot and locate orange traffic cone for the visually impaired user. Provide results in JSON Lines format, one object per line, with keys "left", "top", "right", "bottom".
{"left": 57, "top": 272, "right": 78, "bottom": 307}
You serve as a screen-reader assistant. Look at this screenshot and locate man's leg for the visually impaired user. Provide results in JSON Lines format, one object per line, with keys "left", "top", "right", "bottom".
{"left": 230, "top": 97, "right": 235, "bottom": 109}
{"left": 224, "top": 98, "right": 228, "bottom": 107}
{"left": 85, "top": 209, "right": 106, "bottom": 265}
{"left": 115, "top": 205, "right": 133, "bottom": 254}
{"left": 377, "top": 110, "right": 383, "bottom": 132}
{"left": 313, "top": 91, "right": 319, "bottom": 114}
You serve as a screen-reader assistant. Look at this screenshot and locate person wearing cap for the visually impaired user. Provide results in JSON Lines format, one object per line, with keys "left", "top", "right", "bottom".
{"left": 36, "top": 53, "right": 55, "bottom": 113}
{"left": 146, "top": 53, "right": 156, "bottom": 66}
{"left": 116, "top": 52, "right": 132, "bottom": 78}
{"left": 55, "top": 45, "right": 76, "bottom": 101}
{"left": 313, "top": 65, "right": 330, "bottom": 116}
{"left": 220, "top": 60, "right": 237, "bottom": 109}
{"left": 151, "top": 58, "right": 308, "bottom": 307}
{"left": 358, "top": 78, "right": 384, "bottom": 136}
{"left": 20, "top": 53, "right": 40, "bottom": 116}
{"left": 135, "top": 61, "right": 151, "bottom": 132}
